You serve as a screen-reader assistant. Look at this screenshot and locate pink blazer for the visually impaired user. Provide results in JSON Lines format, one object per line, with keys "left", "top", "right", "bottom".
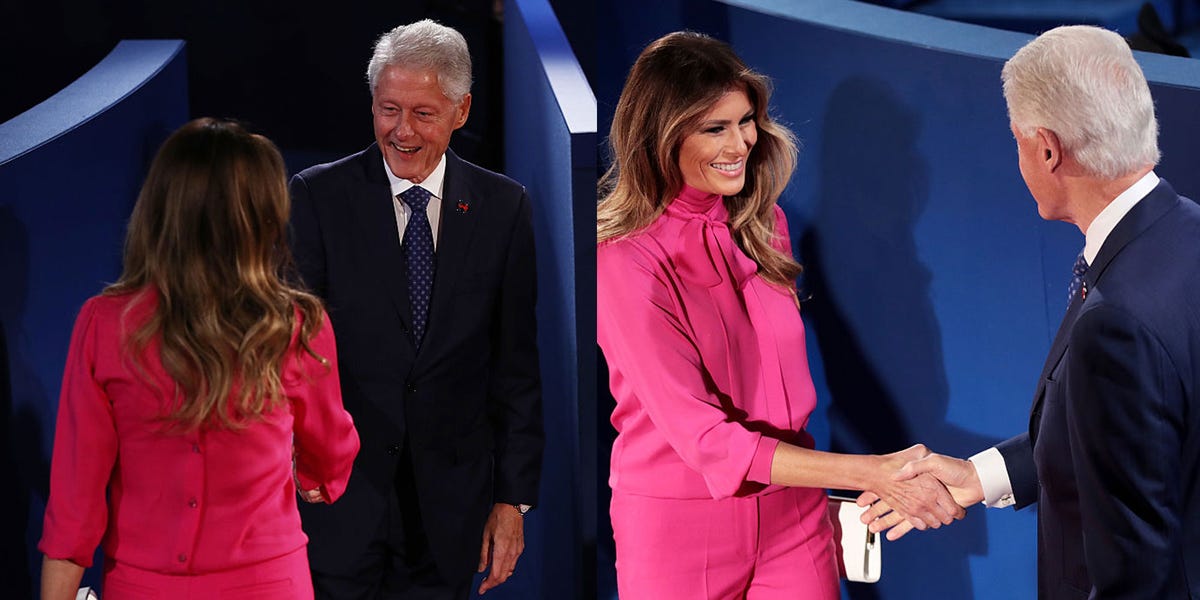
{"left": 39, "top": 290, "right": 360, "bottom": 573}
{"left": 598, "top": 186, "right": 819, "bottom": 500}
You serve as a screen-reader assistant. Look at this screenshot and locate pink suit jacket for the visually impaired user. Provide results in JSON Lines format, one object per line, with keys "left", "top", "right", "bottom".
{"left": 39, "top": 290, "right": 360, "bottom": 574}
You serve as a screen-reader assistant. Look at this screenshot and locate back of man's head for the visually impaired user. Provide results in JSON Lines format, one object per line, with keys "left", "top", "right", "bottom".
{"left": 1002, "top": 25, "right": 1159, "bottom": 179}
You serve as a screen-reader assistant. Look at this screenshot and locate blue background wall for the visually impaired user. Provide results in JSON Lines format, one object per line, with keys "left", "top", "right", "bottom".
{"left": 0, "top": 2, "right": 512, "bottom": 175}
{"left": 596, "top": 1, "right": 1200, "bottom": 598}
{"left": 1, "top": 1, "right": 597, "bottom": 184}
{"left": 0, "top": 40, "right": 189, "bottom": 595}
{"left": 499, "top": 0, "right": 597, "bottom": 597}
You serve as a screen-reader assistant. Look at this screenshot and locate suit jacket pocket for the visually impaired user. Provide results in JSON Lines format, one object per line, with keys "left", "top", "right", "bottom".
{"left": 455, "top": 274, "right": 497, "bottom": 301}
{"left": 416, "top": 424, "right": 494, "bottom": 465}
{"left": 1044, "top": 346, "right": 1069, "bottom": 383}
{"left": 452, "top": 426, "right": 495, "bottom": 464}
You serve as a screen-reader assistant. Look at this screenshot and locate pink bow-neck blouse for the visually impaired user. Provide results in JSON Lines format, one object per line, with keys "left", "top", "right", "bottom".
{"left": 598, "top": 186, "right": 818, "bottom": 500}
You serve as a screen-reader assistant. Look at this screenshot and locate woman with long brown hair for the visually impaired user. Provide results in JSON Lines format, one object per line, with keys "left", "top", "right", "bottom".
{"left": 597, "top": 32, "right": 961, "bottom": 598}
{"left": 38, "top": 118, "right": 359, "bottom": 599}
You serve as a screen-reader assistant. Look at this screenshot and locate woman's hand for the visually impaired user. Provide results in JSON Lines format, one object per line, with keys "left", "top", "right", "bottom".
{"left": 293, "top": 448, "right": 327, "bottom": 503}
{"left": 861, "top": 444, "right": 965, "bottom": 533}
{"left": 858, "top": 449, "right": 980, "bottom": 540}
{"left": 298, "top": 486, "right": 327, "bottom": 503}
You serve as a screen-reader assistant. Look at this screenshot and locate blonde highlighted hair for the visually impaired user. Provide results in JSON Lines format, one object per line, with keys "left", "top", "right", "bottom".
{"left": 106, "top": 118, "right": 326, "bottom": 430}
{"left": 597, "top": 31, "right": 801, "bottom": 288}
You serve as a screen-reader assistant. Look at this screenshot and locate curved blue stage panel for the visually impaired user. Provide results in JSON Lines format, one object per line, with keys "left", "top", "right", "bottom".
{"left": 0, "top": 39, "right": 187, "bottom": 595}
{"left": 503, "top": 0, "right": 596, "bottom": 598}
{"left": 598, "top": 1, "right": 1200, "bottom": 599}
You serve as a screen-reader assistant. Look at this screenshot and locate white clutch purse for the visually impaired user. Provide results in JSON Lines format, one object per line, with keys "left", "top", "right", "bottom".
{"left": 827, "top": 495, "right": 881, "bottom": 583}
{"left": 76, "top": 588, "right": 98, "bottom": 600}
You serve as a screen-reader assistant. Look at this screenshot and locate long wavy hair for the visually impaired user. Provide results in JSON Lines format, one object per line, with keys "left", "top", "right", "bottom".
{"left": 597, "top": 31, "right": 801, "bottom": 288}
{"left": 105, "top": 118, "right": 326, "bottom": 430}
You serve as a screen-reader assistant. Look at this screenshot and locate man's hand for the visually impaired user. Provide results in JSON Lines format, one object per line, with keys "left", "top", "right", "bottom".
{"left": 477, "top": 503, "right": 525, "bottom": 595}
{"left": 862, "top": 444, "right": 966, "bottom": 533}
{"left": 858, "top": 453, "right": 984, "bottom": 540}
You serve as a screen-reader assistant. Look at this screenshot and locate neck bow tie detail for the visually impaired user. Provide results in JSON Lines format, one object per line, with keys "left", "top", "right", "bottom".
{"left": 675, "top": 214, "right": 758, "bottom": 289}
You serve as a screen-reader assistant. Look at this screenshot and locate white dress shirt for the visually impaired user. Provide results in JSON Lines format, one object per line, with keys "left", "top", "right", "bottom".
{"left": 970, "top": 170, "right": 1160, "bottom": 508}
{"left": 384, "top": 153, "right": 447, "bottom": 250}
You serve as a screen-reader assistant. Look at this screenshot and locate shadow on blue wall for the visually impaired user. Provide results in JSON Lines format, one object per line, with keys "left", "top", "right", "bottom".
{"left": 798, "top": 77, "right": 1000, "bottom": 599}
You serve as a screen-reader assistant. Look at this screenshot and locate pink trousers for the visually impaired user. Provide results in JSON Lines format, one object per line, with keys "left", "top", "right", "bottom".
{"left": 101, "top": 546, "right": 313, "bottom": 600}
{"left": 612, "top": 487, "right": 839, "bottom": 600}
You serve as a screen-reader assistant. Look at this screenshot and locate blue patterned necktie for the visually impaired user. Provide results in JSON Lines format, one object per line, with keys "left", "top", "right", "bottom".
{"left": 400, "top": 186, "right": 435, "bottom": 345}
{"left": 1067, "top": 251, "right": 1088, "bottom": 305}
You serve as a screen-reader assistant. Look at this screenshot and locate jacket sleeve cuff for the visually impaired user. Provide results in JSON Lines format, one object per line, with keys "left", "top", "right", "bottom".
{"left": 746, "top": 436, "right": 781, "bottom": 485}
{"left": 37, "top": 537, "right": 95, "bottom": 569}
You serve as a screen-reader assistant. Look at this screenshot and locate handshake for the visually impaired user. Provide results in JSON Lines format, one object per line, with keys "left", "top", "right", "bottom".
{"left": 855, "top": 445, "right": 985, "bottom": 541}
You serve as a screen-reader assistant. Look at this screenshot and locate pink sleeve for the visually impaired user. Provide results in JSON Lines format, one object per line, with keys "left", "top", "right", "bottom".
{"left": 38, "top": 298, "right": 116, "bottom": 567}
{"left": 598, "top": 241, "right": 775, "bottom": 498}
{"left": 287, "top": 310, "right": 360, "bottom": 503}
{"left": 747, "top": 436, "right": 781, "bottom": 483}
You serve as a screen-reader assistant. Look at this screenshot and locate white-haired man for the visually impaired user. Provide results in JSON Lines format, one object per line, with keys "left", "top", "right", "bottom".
{"left": 865, "top": 25, "right": 1200, "bottom": 599}
{"left": 290, "top": 19, "right": 543, "bottom": 599}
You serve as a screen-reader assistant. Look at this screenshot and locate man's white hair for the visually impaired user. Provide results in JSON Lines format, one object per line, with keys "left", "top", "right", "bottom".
{"left": 367, "top": 19, "right": 472, "bottom": 105}
{"left": 1002, "top": 25, "right": 1159, "bottom": 179}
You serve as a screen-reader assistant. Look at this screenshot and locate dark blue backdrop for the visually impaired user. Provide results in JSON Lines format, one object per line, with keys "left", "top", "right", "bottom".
{"left": 0, "top": 40, "right": 190, "bottom": 595}
{"left": 596, "top": 1, "right": 1200, "bottom": 598}
{"left": 500, "top": 0, "right": 597, "bottom": 597}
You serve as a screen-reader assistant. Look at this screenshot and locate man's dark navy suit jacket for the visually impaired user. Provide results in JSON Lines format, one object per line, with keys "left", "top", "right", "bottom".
{"left": 998, "top": 179, "right": 1200, "bottom": 599}
{"left": 288, "top": 144, "right": 543, "bottom": 581}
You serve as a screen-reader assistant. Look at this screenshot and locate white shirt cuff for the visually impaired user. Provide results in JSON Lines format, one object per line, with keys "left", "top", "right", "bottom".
{"left": 968, "top": 447, "right": 1016, "bottom": 508}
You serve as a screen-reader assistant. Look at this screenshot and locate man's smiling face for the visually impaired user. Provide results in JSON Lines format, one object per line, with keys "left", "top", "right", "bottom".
{"left": 372, "top": 65, "right": 471, "bottom": 183}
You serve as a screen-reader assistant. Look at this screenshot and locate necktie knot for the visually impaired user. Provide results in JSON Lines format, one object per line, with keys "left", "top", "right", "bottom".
{"left": 1072, "top": 252, "right": 1089, "bottom": 278}
{"left": 1068, "top": 251, "right": 1089, "bottom": 304}
{"left": 401, "top": 186, "right": 432, "bottom": 212}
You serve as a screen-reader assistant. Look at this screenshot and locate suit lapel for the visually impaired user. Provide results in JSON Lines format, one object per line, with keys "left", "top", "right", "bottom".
{"left": 1028, "top": 178, "right": 1181, "bottom": 441}
{"left": 352, "top": 144, "right": 415, "bottom": 340}
{"left": 420, "top": 150, "right": 480, "bottom": 354}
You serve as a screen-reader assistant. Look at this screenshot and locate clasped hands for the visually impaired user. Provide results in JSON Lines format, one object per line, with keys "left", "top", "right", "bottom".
{"left": 857, "top": 446, "right": 984, "bottom": 541}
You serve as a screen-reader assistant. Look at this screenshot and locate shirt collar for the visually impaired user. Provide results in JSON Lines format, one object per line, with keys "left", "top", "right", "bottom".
{"left": 667, "top": 185, "right": 725, "bottom": 220}
{"left": 1083, "top": 170, "right": 1159, "bottom": 264}
{"left": 383, "top": 152, "right": 448, "bottom": 200}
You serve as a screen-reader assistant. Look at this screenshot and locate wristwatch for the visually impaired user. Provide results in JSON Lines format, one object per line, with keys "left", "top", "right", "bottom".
{"left": 510, "top": 503, "right": 531, "bottom": 517}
